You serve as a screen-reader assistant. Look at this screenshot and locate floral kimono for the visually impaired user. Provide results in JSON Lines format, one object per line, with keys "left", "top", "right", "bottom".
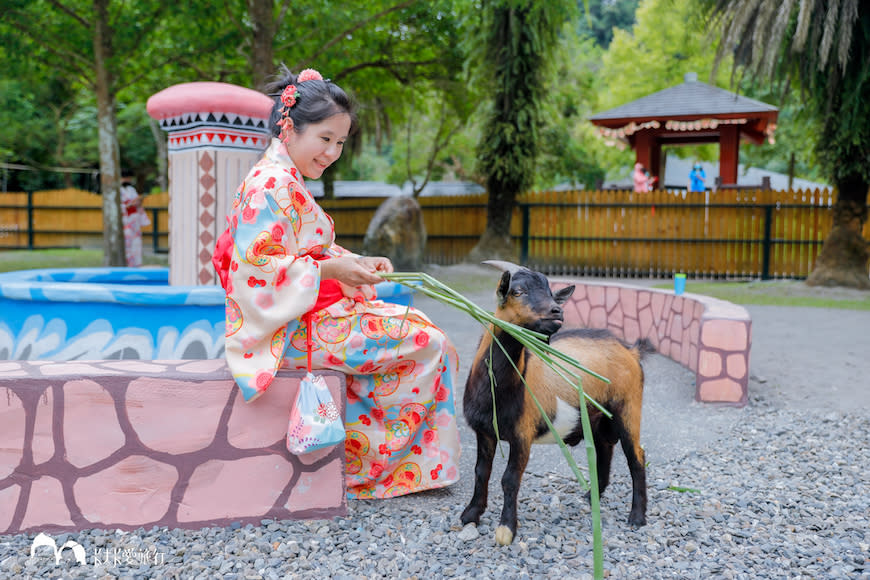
{"left": 215, "top": 138, "right": 461, "bottom": 498}
{"left": 121, "top": 184, "right": 150, "bottom": 267}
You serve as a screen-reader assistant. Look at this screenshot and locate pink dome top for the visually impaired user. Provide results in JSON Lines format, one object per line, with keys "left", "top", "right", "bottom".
{"left": 146, "top": 82, "right": 273, "bottom": 121}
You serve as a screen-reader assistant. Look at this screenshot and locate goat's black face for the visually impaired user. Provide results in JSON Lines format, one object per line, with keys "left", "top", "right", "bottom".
{"left": 495, "top": 269, "right": 575, "bottom": 337}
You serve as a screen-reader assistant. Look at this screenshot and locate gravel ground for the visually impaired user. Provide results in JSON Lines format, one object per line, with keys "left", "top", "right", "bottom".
{"left": 2, "top": 264, "right": 868, "bottom": 579}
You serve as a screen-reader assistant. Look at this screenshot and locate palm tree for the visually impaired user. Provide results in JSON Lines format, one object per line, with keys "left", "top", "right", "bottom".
{"left": 706, "top": 0, "right": 870, "bottom": 289}
{"left": 467, "top": 1, "right": 572, "bottom": 261}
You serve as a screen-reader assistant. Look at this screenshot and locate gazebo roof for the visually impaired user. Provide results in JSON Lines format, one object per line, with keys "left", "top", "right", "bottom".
{"left": 589, "top": 72, "right": 777, "bottom": 128}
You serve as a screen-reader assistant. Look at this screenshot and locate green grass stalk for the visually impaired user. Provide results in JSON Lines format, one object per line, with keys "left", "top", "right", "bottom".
{"left": 383, "top": 271, "right": 606, "bottom": 578}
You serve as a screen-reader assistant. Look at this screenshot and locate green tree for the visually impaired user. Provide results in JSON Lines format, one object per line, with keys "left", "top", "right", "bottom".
{"left": 706, "top": 0, "right": 870, "bottom": 289}
{"left": 467, "top": 0, "right": 575, "bottom": 260}
{"left": 535, "top": 27, "right": 607, "bottom": 190}
{"left": 576, "top": 0, "right": 640, "bottom": 48}
{"left": 591, "top": 0, "right": 737, "bottom": 180}
{"left": 1, "top": 1, "right": 180, "bottom": 266}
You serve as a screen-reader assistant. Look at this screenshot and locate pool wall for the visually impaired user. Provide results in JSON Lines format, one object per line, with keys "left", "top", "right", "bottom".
{"left": 0, "top": 268, "right": 224, "bottom": 360}
{"left": 0, "top": 267, "right": 413, "bottom": 361}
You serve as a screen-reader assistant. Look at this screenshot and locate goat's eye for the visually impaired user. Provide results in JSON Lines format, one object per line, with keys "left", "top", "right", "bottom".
{"left": 511, "top": 288, "right": 524, "bottom": 297}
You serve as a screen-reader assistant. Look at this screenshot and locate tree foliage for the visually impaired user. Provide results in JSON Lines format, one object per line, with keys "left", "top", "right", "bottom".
{"left": 706, "top": 0, "right": 870, "bottom": 288}
{"left": 534, "top": 27, "right": 606, "bottom": 190}
{"left": 467, "top": 0, "right": 575, "bottom": 257}
{"left": 575, "top": 0, "right": 640, "bottom": 48}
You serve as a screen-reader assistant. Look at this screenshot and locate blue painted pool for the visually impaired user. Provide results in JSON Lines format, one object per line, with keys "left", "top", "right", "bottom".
{"left": 0, "top": 268, "right": 413, "bottom": 360}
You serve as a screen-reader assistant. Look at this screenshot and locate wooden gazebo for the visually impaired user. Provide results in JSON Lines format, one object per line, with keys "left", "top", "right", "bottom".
{"left": 589, "top": 72, "right": 778, "bottom": 187}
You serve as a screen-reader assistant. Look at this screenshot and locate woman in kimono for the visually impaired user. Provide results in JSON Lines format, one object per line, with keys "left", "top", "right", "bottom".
{"left": 120, "top": 176, "right": 150, "bottom": 267}
{"left": 213, "top": 66, "right": 461, "bottom": 499}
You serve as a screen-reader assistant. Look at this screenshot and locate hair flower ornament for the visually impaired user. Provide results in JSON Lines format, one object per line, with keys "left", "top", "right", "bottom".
{"left": 280, "top": 84, "right": 299, "bottom": 110}
{"left": 297, "top": 68, "right": 323, "bottom": 83}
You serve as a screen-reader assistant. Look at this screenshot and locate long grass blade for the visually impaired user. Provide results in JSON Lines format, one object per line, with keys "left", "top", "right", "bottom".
{"left": 383, "top": 272, "right": 612, "bottom": 415}
{"left": 382, "top": 271, "right": 607, "bottom": 578}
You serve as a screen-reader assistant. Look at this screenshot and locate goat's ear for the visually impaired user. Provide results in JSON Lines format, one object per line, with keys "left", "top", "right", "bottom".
{"left": 553, "top": 285, "right": 575, "bottom": 304}
{"left": 496, "top": 270, "right": 512, "bottom": 306}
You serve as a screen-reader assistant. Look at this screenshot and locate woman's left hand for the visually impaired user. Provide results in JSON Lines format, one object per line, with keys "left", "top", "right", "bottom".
{"left": 357, "top": 256, "right": 394, "bottom": 275}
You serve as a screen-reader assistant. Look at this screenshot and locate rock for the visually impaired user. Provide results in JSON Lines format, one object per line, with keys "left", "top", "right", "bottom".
{"left": 362, "top": 196, "right": 426, "bottom": 271}
{"left": 457, "top": 524, "right": 480, "bottom": 542}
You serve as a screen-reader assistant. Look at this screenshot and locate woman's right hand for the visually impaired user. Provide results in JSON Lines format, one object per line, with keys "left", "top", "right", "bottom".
{"left": 319, "top": 256, "right": 386, "bottom": 286}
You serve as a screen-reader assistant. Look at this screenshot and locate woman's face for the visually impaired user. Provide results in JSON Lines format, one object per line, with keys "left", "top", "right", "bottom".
{"left": 282, "top": 113, "right": 351, "bottom": 179}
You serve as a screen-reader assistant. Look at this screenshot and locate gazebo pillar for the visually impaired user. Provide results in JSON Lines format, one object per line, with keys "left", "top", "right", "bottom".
{"left": 649, "top": 139, "right": 663, "bottom": 189}
{"left": 635, "top": 131, "right": 653, "bottom": 171}
{"left": 719, "top": 124, "right": 740, "bottom": 185}
{"left": 633, "top": 130, "right": 663, "bottom": 189}
{"left": 147, "top": 82, "right": 273, "bottom": 286}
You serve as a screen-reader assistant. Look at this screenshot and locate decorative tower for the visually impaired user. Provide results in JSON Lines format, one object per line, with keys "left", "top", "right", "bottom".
{"left": 146, "top": 82, "right": 273, "bottom": 286}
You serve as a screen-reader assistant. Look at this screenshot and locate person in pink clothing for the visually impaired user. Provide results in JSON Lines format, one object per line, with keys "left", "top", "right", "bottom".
{"left": 633, "top": 163, "right": 655, "bottom": 192}
{"left": 120, "top": 176, "right": 150, "bottom": 267}
{"left": 212, "top": 66, "right": 461, "bottom": 499}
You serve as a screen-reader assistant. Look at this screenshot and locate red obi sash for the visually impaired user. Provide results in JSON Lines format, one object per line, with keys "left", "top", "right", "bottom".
{"left": 312, "top": 277, "right": 343, "bottom": 311}
{"left": 211, "top": 228, "right": 343, "bottom": 312}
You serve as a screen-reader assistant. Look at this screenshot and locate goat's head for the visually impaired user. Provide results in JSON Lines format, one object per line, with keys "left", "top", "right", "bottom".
{"left": 483, "top": 261, "right": 575, "bottom": 337}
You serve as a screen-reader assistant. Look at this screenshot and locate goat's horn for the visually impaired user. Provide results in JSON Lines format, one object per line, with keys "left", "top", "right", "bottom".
{"left": 481, "top": 260, "right": 524, "bottom": 274}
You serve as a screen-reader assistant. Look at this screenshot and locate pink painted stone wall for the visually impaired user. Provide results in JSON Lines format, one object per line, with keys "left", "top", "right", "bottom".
{"left": 551, "top": 279, "right": 751, "bottom": 406}
{"left": 0, "top": 360, "right": 346, "bottom": 534}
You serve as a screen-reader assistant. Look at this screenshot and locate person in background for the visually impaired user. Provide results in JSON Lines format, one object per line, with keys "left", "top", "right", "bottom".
{"left": 211, "top": 65, "right": 461, "bottom": 499}
{"left": 120, "top": 176, "right": 150, "bottom": 267}
{"left": 633, "top": 163, "right": 655, "bottom": 192}
{"left": 688, "top": 162, "right": 706, "bottom": 192}
{"left": 633, "top": 163, "right": 648, "bottom": 192}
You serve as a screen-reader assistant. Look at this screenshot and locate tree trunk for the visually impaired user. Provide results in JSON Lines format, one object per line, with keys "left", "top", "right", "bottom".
{"left": 806, "top": 176, "right": 870, "bottom": 289}
{"left": 94, "top": 0, "right": 125, "bottom": 267}
{"left": 150, "top": 117, "right": 168, "bottom": 192}
{"left": 467, "top": 183, "right": 517, "bottom": 262}
{"left": 248, "top": 0, "right": 275, "bottom": 91}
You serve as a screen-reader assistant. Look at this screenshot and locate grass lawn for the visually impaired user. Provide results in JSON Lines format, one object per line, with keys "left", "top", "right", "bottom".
{"left": 651, "top": 279, "right": 870, "bottom": 311}
{"left": 0, "top": 248, "right": 168, "bottom": 273}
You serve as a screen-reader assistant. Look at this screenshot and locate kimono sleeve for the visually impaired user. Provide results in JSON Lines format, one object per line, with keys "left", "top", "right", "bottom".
{"left": 224, "top": 181, "right": 321, "bottom": 402}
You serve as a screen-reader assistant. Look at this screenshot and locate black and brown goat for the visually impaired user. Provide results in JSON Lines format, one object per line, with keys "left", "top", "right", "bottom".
{"left": 460, "top": 261, "right": 649, "bottom": 546}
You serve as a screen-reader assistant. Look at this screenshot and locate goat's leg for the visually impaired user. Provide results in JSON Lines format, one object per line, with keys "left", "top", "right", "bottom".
{"left": 617, "top": 394, "right": 647, "bottom": 527}
{"left": 619, "top": 435, "right": 647, "bottom": 527}
{"left": 586, "top": 435, "right": 616, "bottom": 504}
{"left": 495, "top": 439, "right": 531, "bottom": 546}
{"left": 460, "top": 431, "right": 497, "bottom": 527}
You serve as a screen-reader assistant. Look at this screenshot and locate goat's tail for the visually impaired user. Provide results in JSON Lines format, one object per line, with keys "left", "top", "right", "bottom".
{"left": 632, "top": 338, "right": 656, "bottom": 359}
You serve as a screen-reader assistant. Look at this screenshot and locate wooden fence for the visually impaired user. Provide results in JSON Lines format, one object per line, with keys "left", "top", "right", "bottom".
{"left": 0, "top": 189, "right": 169, "bottom": 252}
{"left": 2, "top": 187, "right": 867, "bottom": 279}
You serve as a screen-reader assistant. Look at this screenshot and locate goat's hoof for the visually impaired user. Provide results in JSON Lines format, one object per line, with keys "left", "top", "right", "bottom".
{"left": 494, "top": 525, "right": 514, "bottom": 546}
{"left": 628, "top": 514, "right": 647, "bottom": 528}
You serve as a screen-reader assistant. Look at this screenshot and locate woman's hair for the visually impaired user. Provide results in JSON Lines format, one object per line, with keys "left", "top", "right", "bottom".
{"left": 264, "top": 64, "right": 358, "bottom": 137}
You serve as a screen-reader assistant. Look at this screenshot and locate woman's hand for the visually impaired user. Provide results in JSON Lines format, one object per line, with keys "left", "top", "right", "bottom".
{"left": 320, "top": 256, "right": 393, "bottom": 286}
{"left": 357, "top": 256, "right": 393, "bottom": 275}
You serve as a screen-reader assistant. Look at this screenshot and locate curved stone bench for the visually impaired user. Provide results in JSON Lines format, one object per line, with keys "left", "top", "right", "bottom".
{"left": 551, "top": 279, "right": 751, "bottom": 406}
{"left": 0, "top": 360, "right": 346, "bottom": 535}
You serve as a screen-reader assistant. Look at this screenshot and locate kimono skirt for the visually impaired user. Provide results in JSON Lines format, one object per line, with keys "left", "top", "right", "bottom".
{"left": 281, "top": 278, "right": 461, "bottom": 499}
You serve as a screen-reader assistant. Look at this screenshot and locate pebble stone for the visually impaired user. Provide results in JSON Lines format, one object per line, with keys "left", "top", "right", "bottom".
{"left": 1, "top": 395, "right": 867, "bottom": 579}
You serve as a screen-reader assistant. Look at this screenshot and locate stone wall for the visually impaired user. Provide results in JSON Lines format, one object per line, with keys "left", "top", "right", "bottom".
{"left": 0, "top": 361, "right": 346, "bottom": 534}
{"left": 552, "top": 279, "right": 751, "bottom": 406}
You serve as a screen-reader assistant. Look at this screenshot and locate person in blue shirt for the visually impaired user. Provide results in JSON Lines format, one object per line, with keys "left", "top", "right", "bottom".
{"left": 688, "top": 163, "right": 706, "bottom": 192}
